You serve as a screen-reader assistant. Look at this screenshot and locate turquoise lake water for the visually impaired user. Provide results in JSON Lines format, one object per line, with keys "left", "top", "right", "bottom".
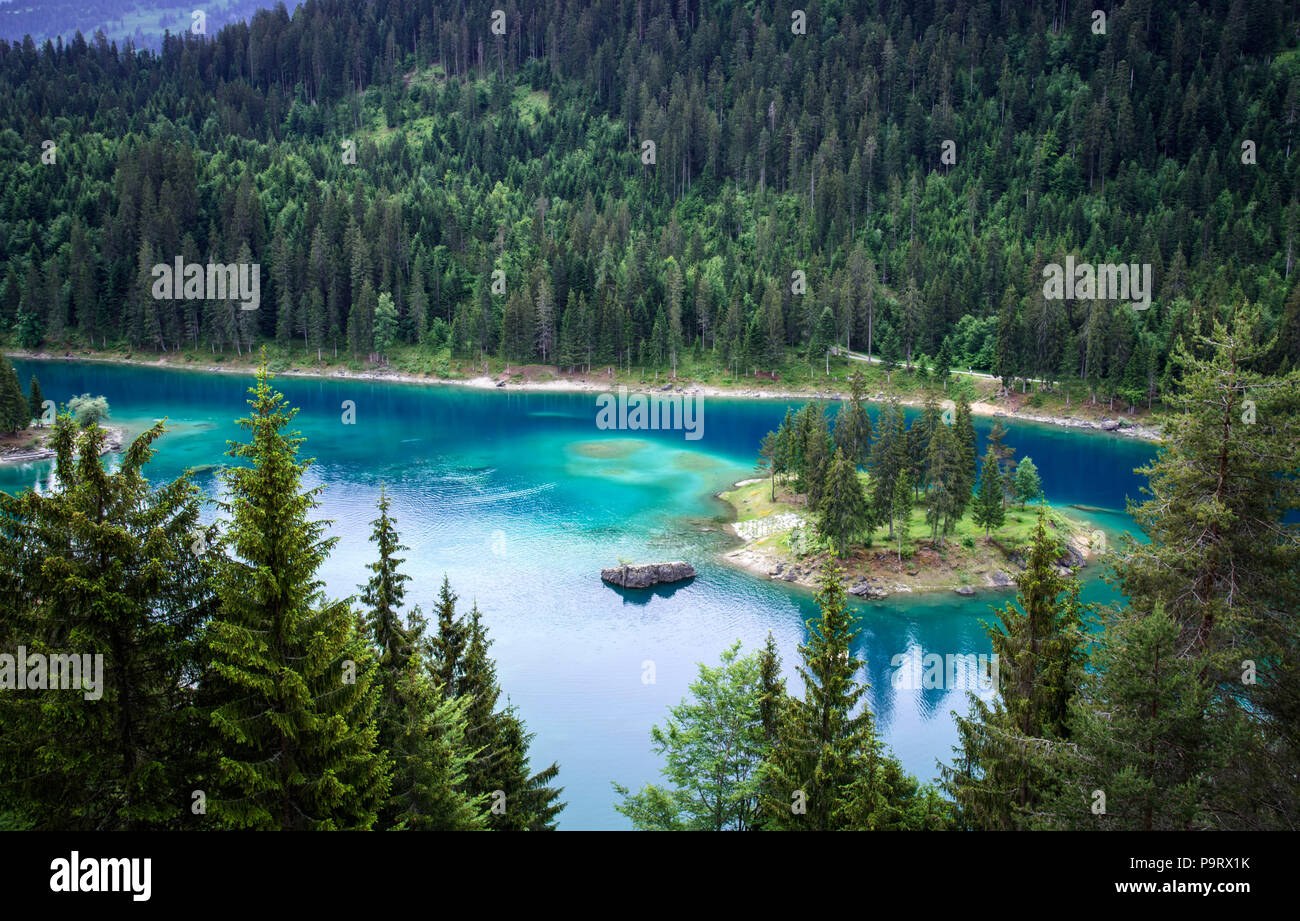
{"left": 3, "top": 359, "right": 1158, "bottom": 829}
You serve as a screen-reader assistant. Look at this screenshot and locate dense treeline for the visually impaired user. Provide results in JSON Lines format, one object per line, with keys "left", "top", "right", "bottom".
{"left": 756, "top": 367, "right": 1046, "bottom": 561}
{"left": 2, "top": 0, "right": 1298, "bottom": 406}
{"left": 0, "top": 362, "right": 563, "bottom": 830}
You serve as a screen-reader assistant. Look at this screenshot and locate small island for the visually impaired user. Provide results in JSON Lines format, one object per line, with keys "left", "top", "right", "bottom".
{"left": 601, "top": 561, "right": 697, "bottom": 589}
{"left": 720, "top": 374, "right": 1106, "bottom": 599}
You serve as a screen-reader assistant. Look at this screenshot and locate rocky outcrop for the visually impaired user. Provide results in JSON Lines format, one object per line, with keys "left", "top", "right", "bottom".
{"left": 849, "top": 579, "right": 890, "bottom": 600}
{"left": 601, "top": 561, "right": 696, "bottom": 589}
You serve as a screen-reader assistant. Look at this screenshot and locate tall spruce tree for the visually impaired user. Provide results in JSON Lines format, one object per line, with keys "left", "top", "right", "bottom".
{"left": 1037, "top": 606, "right": 1224, "bottom": 830}
{"left": 801, "top": 406, "right": 833, "bottom": 507}
{"left": 359, "top": 491, "right": 486, "bottom": 830}
{"left": 818, "top": 447, "right": 868, "bottom": 558}
{"left": 429, "top": 581, "right": 564, "bottom": 830}
{"left": 833, "top": 368, "right": 872, "bottom": 467}
{"left": 972, "top": 447, "right": 1006, "bottom": 537}
{"left": 0, "top": 417, "right": 214, "bottom": 829}
{"left": 762, "top": 562, "right": 945, "bottom": 829}
{"left": 868, "top": 399, "right": 908, "bottom": 539}
{"left": 923, "top": 420, "right": 962, "bottom": 543}
{"left": 0, "top": 357, "right": 27, "bottom": 434}
{"left": 27, "top": 375, "right": 44, "bottom": 427}
{"left": 891, "top": 467, "right": 913, "bottom": 563}
{"left": 1111, "top": 305, "right": 1300, "bottom": 828}
{"left": 953, "top": 393, "right": 977, "bottom": 519}
{"left": 202, "top": 362, "right": 389, "bottom": 830}
{"left": 942, "top": 509, "right": 1088, "bottom": 829}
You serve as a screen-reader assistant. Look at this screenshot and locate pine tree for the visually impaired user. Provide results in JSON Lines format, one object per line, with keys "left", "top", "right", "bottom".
{"left": 27, "top": 375, "right": 44, "bottom": 427}
{"left": 984, "top": 419, "right": 1016, "bottom": 506}
{"left": 1111, "top": 305, "right": 1300, "bottom": 828}
{"left": 953, "top": 393, "right": 977, "bottom": 519}
{"left": 202, "top": 361, "right": 389, "bottom": 829}
{"left": 972, "top": 447, "right": 1006, "bottom": 536}
{"left": 361, "top": 489, "right": 412, "bottom": 668}
{"left": 0, "top": 416, "right": 214, "bottom": 829}
{"left": 757, "top": 632, "right": 785, "bottom": 747}
{"left": 758, "top": 430, "right": 779, "bottom": 501}
{"left": 942, "top": 509, "right": 1088, "bottom": 829}
{"left": 810, "top": 305, "right": 837, "bottom": 374}
{"left": 818, "top": 447, "right": 868, "bottom": 558}
{"left": 801, "top": 406, "right": 832, "bottom": 507}
{"left": 833, "top": 368, "right": 872, "bottom": 467}
{"left": 429, "top": 581, "right": 564, "bottom": 830}
{"left": 1037, "top": 606, "right": 1222, "bottom": 830}
{"left": 762, "top": 562, "right": 940, "bottom": 829}
{"left": 923, "top": 420, "right": 961, "bottom": 543}
{"left": 358, "top": 502, "right": 486, "bottom": 831}
{"left": 868, "top": 400, "right": 908, "bottom": 539}
{"left": 891, "top": 467, "right": 913, "bottom": 562}
{"left": 0, "top": 357, "right": 28, "bottom": 434}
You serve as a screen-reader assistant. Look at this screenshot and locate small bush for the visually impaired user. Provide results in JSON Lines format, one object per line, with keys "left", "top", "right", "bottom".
{"left": 67, "top": 393, "right": 110, "bottom": 427}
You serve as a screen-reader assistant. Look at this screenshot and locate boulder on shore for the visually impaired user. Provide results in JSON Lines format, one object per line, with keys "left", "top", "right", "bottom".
{"left": 601, "top": 561, "right": 696, "bottom": 589}
{"left": 848, "top": 579, "right": 889, "bottom": 600}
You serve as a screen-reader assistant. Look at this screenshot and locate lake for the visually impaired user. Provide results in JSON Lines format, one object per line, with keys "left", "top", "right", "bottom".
{"left": 3, "top": 358, "right": 1157, "bottom": 829}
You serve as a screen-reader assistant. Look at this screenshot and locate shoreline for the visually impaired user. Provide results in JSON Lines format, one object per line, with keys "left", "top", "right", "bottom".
{"left": 0, "top": 423, "right": 128, "bottom": 467}
{"left": 715, "top": 478, "right": 1104, "bottom": 600}
{"left": 6, "top": 349, "right": 1162, "bottom": 442}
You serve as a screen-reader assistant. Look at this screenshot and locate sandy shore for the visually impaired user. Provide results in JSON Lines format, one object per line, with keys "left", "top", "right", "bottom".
{"left": 7, "top": 350, "right": 1162, "bottom": 442}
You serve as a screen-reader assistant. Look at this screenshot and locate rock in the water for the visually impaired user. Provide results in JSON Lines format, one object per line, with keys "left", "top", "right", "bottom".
{"left": 954, "top": 586, "right": 976, "bottom": 596}
{"left": 1100, "top": 419, "right": 1121, "bottom": 431}
{"left": 601, "top": 561, "right": 696, "bottom": 589}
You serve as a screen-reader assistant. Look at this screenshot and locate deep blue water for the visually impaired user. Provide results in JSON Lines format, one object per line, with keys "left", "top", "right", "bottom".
{"left": 3, "top": 359, "right": 1157, "bottom": 829}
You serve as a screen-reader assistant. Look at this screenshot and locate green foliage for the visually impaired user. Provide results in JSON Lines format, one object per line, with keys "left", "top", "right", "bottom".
{"left": 1110, "top": 305, "right": 1300, "bottom": 828}
{"left": 202, "top": 363, "right": 389, "bottom": 829}
{"left": 972, "top": 447, "right": 1006, "bottom": 536}
{"left": 429, "top": 577, "right": 564, "bottom": 830}
{"left": 67, "top": 393, "right": 110, "bottom": 428}
{"left": 942, "top": 509, "right": 1089, "bottom": 830}
{"left": 818, "top": 448, "right": 868, "bottom": 558}
{"left": 762, "top": 562, "right": 948, "bottom": 830}
{"left": 0, "top": 417, "right": 213, "bottom": 829}
{"left": 614, "top": 641, "right": 768, "bottom": 831}
{"left": 1013, "top": 456, "right": 1044, "bottom": 506}
{"left": 2, "top": 0, "right": 1290, "bottom": 413}
{"left": 0, "top": 356, "right": 29, "bottom": 433}
{"left": 26, "top": 375, "right": 43, "bottom": 426}
{"left": 1037, "top": 606, "right": 1224, "bottom": 830}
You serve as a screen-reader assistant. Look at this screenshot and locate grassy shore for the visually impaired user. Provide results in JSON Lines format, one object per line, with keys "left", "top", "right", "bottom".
{"left": 719, "top": 477, "right": 1109, "bottom": 599}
